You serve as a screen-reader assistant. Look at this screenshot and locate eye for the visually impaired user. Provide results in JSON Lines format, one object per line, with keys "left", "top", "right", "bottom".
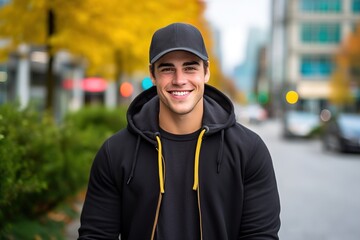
{"left": 160, "top": 67, "right": 174, "bottom": 73}
{"left": 184, "top": 66, "right": 197, "bottom": 71}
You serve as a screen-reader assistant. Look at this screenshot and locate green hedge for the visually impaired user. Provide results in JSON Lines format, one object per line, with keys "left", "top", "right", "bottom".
{"left": 0, "top": 103, "right": 127, "bottom": 236}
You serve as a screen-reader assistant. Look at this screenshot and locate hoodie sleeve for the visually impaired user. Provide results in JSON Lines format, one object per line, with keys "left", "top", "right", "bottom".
{"left": 239, "top": 136, "right": 281, "bottom": 239}
{"left": 78, "top": 140, "right": 121, "bottom": 239}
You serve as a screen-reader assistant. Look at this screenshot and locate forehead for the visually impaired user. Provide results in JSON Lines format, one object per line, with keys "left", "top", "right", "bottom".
{"left": 155, "top": 50, "right": 202, "bottom": 65}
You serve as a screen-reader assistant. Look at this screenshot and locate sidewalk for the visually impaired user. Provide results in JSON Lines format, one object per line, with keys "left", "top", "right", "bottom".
{"left": 64, "top": 194, "right": 83, "bottom": 239}
{"left": 65, "top": 211, "right": 81, "bottom": 239}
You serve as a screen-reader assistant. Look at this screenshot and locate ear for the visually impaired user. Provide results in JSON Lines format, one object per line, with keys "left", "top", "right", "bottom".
{"left": 149, "top": 64, "right": 156, "bottom": 85}
{"left": 204, "top": 61, "right": 210, "bottom": 83}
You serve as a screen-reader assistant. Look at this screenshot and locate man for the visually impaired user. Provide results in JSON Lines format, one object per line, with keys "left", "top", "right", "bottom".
{"left": 78, "top": 22, "right": 281, "bottom": 239}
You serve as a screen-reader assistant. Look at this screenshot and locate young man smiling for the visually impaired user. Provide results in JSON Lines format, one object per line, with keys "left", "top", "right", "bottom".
{"left": 151, "top": 50, "right": 209, "bottom": 134}
{"left": 78, "top": 22, "right": 281, "bottom": 240}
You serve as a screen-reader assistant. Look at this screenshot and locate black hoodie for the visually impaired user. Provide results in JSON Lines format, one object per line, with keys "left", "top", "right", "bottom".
{"left": 78, "top": 84, "right": 281, "bottom": 240}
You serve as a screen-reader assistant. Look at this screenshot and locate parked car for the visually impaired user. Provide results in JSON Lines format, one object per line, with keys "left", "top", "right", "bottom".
{"left": 322, "top": 113, "right": 360, "bottom": 153}
{"left": 282, "top": 111, "right": 321, "bottom": 138}
{"left": 235, "top": 104, "right": 268, "bottom": 124}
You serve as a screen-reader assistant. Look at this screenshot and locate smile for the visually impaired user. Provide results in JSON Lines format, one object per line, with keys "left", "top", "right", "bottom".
{"left": 170, "top": 91, "right": 191, "bottom": 96}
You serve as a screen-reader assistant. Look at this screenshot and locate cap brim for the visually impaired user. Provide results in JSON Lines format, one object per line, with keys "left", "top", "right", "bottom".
{"left": 150, "top": 47, "right": 208, "bottom": 64}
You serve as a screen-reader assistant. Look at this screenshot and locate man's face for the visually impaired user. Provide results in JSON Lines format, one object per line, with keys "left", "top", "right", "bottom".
{"left": 150, "top": 50, "right": 210, "bottom": 118}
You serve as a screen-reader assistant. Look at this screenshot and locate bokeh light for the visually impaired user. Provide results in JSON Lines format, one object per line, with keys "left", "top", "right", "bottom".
{"left": 320, "top": 109, "right": 332, "bottom": 122}
{"left": 119, "top": 82, "right": 133, "bottom": 98}
{"left": 286, "top": 90, "right": 299, "bottom": 104}
{"left": 141, "top": 77, "right": 153, "bottom": 90}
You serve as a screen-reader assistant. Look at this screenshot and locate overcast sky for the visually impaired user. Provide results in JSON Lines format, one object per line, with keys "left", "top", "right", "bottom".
{"left": 204, "top": 0, "right": 271, "bottom": 73}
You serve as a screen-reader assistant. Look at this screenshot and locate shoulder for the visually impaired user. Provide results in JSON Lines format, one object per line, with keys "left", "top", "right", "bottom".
{"left": 101, "top": 128, "right": 139, "bottom": 157}
{"left": 94, "top": 128, "right": 137, "bottom": 164}
{"left": 226, "top": 123, "right": 272, "bottom": 169}
{"left": 226, "top": 122, "right": 263, "bottom": 147}
{"left": 106, "top": 128, "right": 134, "bottom": 146}
{"left": 90, "top": 128, "right": 137, "bottom": 180}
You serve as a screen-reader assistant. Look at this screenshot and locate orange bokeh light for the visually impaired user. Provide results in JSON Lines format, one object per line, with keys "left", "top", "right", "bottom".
{"left": 120, "top": 82, "right": 134, "bottom": 98}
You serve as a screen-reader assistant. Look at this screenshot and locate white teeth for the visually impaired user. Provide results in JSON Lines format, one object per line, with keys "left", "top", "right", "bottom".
{"left": 172, "top": 91, "right": 189, "bottom": 96}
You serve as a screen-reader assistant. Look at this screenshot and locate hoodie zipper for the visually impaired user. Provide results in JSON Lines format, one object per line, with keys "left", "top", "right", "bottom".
{"left": 197, "top": 187, "right": 203, "bottom": 240}
{"left": 151, "top": 143, "right": 165, "bottom": 240}
{"left": 150, "top": 176, "right": 203, "bottom": 240}
{"left": 151, "top": 128, "right": 206, "bottom": 239}
{"left": 194, "top": 128, "right": 206, "bottom": 240}
{"left": 151, "top": 193, "right": 163, "bottom": 240}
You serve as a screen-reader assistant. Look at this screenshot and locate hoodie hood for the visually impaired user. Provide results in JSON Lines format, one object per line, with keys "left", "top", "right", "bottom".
{"left": 126, "top": 84, "right": 236, "bottom": 142}
{"left": 126, "top": 84, "right": 237, "bottom": 191}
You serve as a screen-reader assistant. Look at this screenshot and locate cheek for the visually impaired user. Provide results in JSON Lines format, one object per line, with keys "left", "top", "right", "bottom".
{"left": 153, "top": 79, "right": 168, "bottom": 94}
{"left": 154, "top": 75, "right": 173, "bottom": 87}
{"left": 193, "top": 75, "right": 207, "bottom": 84}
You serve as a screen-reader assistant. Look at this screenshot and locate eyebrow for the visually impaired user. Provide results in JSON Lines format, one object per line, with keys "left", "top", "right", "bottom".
{"left": 157, "top": 61, "right": 200, "bottom": 69}
{"left": 157, "top": 63, "right": 173, "bottom": 69}
{"left": 183, "top": 61, "right": 200, "bottom": 66}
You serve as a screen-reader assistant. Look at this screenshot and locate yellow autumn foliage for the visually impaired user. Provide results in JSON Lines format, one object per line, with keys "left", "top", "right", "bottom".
{"left": 329, "top": 66, "right": 354, "bottom": 105}
{"left": 329, "top": 22, "right": 360, "bottom": 106}
{"left": 0, "top": 0, "right": 223, "bottom": 89}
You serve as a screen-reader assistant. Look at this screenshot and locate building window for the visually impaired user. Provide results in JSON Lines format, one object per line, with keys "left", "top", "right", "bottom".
{"left": 353, "top": 0, "right": 360, "bottom": 12}
{"left": 300, "top": 0, "right": 342, "bottom": 12}
{"left": 301, "top": 56, "right": 334, "bottom": 77}
{"left": 301, "top": 23, "right": 340, "bottom": 43}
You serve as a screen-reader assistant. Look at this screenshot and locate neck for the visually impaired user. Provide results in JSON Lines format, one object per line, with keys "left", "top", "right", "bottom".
{"left": 160, "top": 114, "right": 202, "bottom": 135}
{"left": 159, "top": 104, "right": 203, "bottom": 135}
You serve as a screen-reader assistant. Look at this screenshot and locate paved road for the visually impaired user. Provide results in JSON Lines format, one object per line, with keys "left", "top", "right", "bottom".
{"left": 247, "top": 120, "right": 360, "bottom": 240}
{"left": 66, "top": 119, "right": 360, "bottom": 239}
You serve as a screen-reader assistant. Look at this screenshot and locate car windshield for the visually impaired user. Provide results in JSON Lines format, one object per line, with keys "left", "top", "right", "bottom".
{"left": 288, "top": 112, "right": 318, "bottom": 124}
{"left": 338, "top": 114, "right": 360, "bottom": 136}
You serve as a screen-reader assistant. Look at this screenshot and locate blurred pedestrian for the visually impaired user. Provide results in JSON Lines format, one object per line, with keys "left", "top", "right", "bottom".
{"left": 78, "top": 22, "right": 281, "bottom": 240}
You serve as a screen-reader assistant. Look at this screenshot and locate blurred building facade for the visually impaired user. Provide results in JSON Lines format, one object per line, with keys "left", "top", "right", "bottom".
{"left": 3, "top": 46, "right": 87, "bottom": 115}
{"left": 1, "top": 45, "right": 140, "bottom": 119}
{"left": 254, "top": 46, "right": 270, "bottom": 107}
{"left": 233, "top": 28, "right": 269, "bottom": 103}
{"left": 270, "top": 0, "right": 360, "bottom": 115}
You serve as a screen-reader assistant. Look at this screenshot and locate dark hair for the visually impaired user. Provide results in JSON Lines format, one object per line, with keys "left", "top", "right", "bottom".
{"left": 150, "top": 60, "right": 209, "bottom": 78}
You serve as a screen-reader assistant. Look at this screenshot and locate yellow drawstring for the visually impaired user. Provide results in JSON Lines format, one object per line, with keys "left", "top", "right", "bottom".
{"left": 193, "top": 128, "right": 207, "bottom": 191}
{"left": 156, "top": 127, "right": 206, "bottom": 193}
{"left": 155, "top": 135, "right": 165, "bottom": 193}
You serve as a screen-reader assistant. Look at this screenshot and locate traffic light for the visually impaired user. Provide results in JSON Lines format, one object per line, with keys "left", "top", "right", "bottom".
{"left": 258, "top": 92, "right": 269, "bottom": 104}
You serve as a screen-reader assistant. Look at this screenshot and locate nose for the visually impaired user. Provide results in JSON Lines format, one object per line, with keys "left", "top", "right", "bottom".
{"left": 172, "top": 70, "right": 187, "bottom": 85}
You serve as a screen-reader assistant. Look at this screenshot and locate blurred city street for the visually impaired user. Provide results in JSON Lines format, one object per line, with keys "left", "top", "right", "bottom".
{"left": 248, "top": 119, "right": 360, "bottom": 240}
{"left": 1, "top": 0, "right": 360, "bottom": 238}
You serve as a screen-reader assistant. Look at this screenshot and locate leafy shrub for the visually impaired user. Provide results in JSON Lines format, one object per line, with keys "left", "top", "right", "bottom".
{"left": 0, "top": 103, "right": 128, "bottom": 236}
{"left": 60, "top": 105, "right": 128, "bottom": 197}
{"left": 63, "top": 105, "right": 127, "bottom": 151}
{"left": 0, "top": 104, "right": 58, "bottom": 224}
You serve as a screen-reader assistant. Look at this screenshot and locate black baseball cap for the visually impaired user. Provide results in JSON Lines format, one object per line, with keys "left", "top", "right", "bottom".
{"left": 149, "top": 22, "right": 209, "bottom": 64}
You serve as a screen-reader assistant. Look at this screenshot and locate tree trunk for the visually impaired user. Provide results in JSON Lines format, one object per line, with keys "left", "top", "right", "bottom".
{"left": 45, "top": 9, "right": 55, "bottom": 112}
